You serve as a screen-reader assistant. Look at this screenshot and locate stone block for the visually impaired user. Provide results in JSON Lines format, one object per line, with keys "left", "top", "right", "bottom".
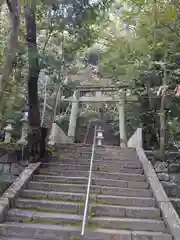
{"left": 168, "top": 163, "right": 180, "bottom": 173}
{"left": 47, "top": 191, "right": 85, "bottom": 202}
{"left": 0, "top": 154, "right": 9, "bottom": 163}
{"left": 10, "top": 163, "right": 23, "bottom": 176}
{"left": 30, "top": 181, "right": 86, "bottom": 193}
{"left": 96, "top": 186, "right": 152, "bottom": 197}
{"left": 93, "top": 179, "right": 127, "bottom": 188}
{"left": 170, "top": 198, "right": 180, "bottom": 209}
{"left": 33, "top": 175, "right": 87, "bottom": 184}
{"left": 91, "top": 217, "right": 166, "bottom": 232}
{"left": 162, "top": 181, "right": 180, "bottom": 197}
{"left": 28, "top": 181, "right": 52, "bottom": 191}
{"left": 127, "top": 181, "right": 149, "bottom": 189}
{"left": 0, "top": 238, "right": 35, "bottom": 240}
{"left": 22, "top": 189, "right": 48, "bottom": 199}
{"left": 7, "top": 209, "right": 34, "bottom": 222}
{"left": 3, "top": 164, "right": 10, "bottom": 174}
{"left": 0, "top": 198, "right": 9, "bottom": 222}
{"left": 32, "top": 212, "right": 82, "bottom": 225}
{"left": 30, "top": 224, "right": 71, "bottom": 239}
{"left": 125, "top": 206, "right": 160, "bottom": 219}
{"left": 40, "top": 167, "right": 144, "bottom": 175}
{"left": 157, "top": 173, "right": 170, "bottom": 181}
{"left": 170, "top": 173, "right": 180, "bottom": 185}
{"left": 132, "top": 231, "right": 172, "bottom": 240}
{"left": 155, "top": 162, "right": 168, "bottom": 173}
{"left": 117, "top": 173, "right": 145, "bottom": 182}
{"left": 0, "top": 164, "right": 3, "bottom": 172}
{"left": 15, "top": 199, "right": 79, "bottom": 214}
{"left": 91, "top": 205, "right": 126, "bottom": 217}
{"left": 6, "top": 223, "right": 76, "bottom": 239}
{"left": 95, "top": 195, "right": 155, "bottom": 207}
{"left": 84, "top": 229, "right": 131, "bottom": 240}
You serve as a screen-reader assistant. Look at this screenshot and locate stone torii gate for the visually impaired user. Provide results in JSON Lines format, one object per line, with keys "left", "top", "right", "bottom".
{"left": 61, "top": 84, "right": 137, "bottom": 147}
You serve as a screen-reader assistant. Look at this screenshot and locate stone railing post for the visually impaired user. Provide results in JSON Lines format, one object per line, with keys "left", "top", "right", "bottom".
{"left": 128, "top": 128, "right": 143, "bottom": 148}
{"left": 4, "top": 119, "right": 14, "bottom": 143}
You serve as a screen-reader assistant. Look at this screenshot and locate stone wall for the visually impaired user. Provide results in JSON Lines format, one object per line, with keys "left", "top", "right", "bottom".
{"left": 145, "top": 151, "right": 180, "bottom": 197}
{"left": 0, "top": 152, "right": 28, "bottom": 183}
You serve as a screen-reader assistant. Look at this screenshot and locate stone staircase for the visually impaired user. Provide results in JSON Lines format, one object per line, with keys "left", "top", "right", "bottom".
{"left": 0, "top": 144, "right": 174, "bottom": 239}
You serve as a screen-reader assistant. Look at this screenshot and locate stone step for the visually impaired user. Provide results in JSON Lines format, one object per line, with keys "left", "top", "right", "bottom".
{"left": 90, "top": 205, "right": 161, "bottom": 219}
{"left": 90, "top": 217, "right": 167, "bottom": 232}
{"left": 38, "top": 168, "right": 144, "bottom": 176}
{"left": 14, "top": 199, "right": 160, "bottom": 219}
{"left": 3, "top": 213, "right": 168, "bottom": 234}
{"left": 33, "top": 175, "right": 88, "bottom": 184}
{"left": 0, "top": 222, "right": 172, "bottom": 240}
{"left": 34, "top": 172, "right": 146, "bottom": 182}
{"left": 32, "top": 175, "right": 148, "bottom": 188}
{"left": 7, "top": 207, "right": 161, "bottom": 225}
{"left": 56, "top": 148, "right": 138, "bottom": 155}
{"left": 58, "top": 148, "right": 137, "bottom": 154}
{"left": 57, "top": 144, "right": 134, "bottom": 149}
{"left": 15, "top": 198, "right": 80, "bottom": 214}
{"left": 50, "top": 157, "right": 140, "bottom": 163}
{"left": 56, "top": 144, "right": 136, "bottom": 151}
{"left": 41, "top": 162, "right": 142, "bottom": 171}
{"left": 28, "top": 181, "right": 153, "bottom": 196}
{"left": 56, "top": 151, "right": 139, "bottom": 157}
{"left": 56, "top": 155, "right": 138, "bottom": 161}
{"left": 22, "top": 189, "right": 156, "bottom": 207}
{"left": 7, "top": 209, "right": 83, "bottom": 225}
{"left": 57, "top": 149, "right": 137, "bottom": 155}
{"left": 131, "top": 231, "right": 172, "bottom": 240}
{"left": 0, "top": 238, "right": 36, "bottom": 240}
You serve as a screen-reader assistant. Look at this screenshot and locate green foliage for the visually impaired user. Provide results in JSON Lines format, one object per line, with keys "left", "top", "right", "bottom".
{"left": 0, "top": 142, "right": 22, "bottom": 156}
{"left": 1, "top": 0, "right": 180, "bottom": 151}
{"left": 98, "top": 0, "right": 180, "bottom": 149}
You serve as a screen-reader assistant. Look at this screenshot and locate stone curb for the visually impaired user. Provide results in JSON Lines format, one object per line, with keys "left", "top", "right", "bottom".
{"left": 137, "top": 148, "right": 180, "bottom": 240}
{"left": 0, "top": 162, "right": 41, "bottom": 223}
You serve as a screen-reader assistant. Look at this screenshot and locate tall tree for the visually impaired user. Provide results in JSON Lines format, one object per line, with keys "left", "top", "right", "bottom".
{"left": 0, "top": 0, "right": 20, "bottom": 126}
{"left": 25, "top": 2, "right": 42, "bottom": 161}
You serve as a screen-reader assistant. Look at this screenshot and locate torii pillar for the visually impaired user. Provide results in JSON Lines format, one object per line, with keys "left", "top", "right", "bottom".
{"left": 118, "top": 94, "right": 127, "bottom": 148}
{"left": 68, "top": 90, "right": 80, "bottom": 142}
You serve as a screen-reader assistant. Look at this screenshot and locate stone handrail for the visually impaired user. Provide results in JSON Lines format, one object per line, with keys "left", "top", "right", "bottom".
{"left": 131, "top": 127, "right": 180, "bottom": 239}
{"left": 48, "top": 122, "right": 71, "bottom": 145}
{"left": 127, "top": 127, "right": 143, "bottom": 148}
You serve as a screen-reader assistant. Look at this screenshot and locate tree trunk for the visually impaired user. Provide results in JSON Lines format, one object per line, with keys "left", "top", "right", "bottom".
{"left": 160, "top": 53, "right": 168, "bottom": 160}
{"left": 160, "top": 94, "right": 166, "bottom": 160}
{"left": 0, "top": 0, "right": 20, "bottom": 126}
{"left": 25, "top": 3, "right": 43, "bottom": 162}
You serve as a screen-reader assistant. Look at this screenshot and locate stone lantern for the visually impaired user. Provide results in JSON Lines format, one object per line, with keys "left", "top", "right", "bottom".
{"left": 96, "top": 126, "right": 104, "bottom": 146}
{"left": 4, "top": 119, "right": 14, "bottom": 143}
{"left": 17, "top": 113, "right": 28, "bottom": 145}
